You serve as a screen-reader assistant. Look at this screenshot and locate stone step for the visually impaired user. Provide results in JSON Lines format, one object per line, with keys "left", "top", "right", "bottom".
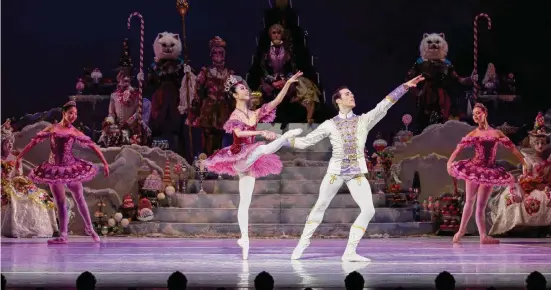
{"left": 186, "top": 179, "right": 388, "bottom": 195}
{"left": 151, "top": 207, "right": 418, "bottom": 224}
{"left": 207, "top": 165, "right": 330, "bottom": 180}
{"left": 127, "top": 222, "right": 434, "bottom": 238}
{"left": 170, "top": 193, "right": 387, "bottom": 208}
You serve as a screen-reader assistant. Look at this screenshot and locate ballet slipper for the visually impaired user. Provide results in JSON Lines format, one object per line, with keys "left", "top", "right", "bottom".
{"left": 480, "top": 236, "right": 500, "bottom": 244}
{"left": 86, "top": 228, "right": 101, "bottom": 243}
{"left": 48, "top": 236, "right": 68, "bottom": 244}
{"left": 452, "top": 231, "right": 465, "bottom": 244}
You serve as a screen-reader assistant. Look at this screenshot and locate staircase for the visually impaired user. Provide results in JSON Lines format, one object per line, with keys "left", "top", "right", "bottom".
{"left": 128, "top": 123, "right": 434, "bottom": 238}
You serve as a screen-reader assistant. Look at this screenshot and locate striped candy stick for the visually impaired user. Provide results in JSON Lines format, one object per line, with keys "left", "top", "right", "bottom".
{"left": 473, "top": 13, "right": 492, "bottom": 100}
{"left": 127, "top": 12, "right": 144, "bottom": 143}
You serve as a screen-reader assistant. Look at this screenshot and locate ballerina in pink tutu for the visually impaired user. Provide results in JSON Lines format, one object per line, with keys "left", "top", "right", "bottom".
{"left": 204, "top": 72, "right": 304, "bottom": 259}
{"left": 16, "top": 101, "right": 110, "bottom": 244}
{"left": 447, "top": 103, "right": 526, "bottom": 244}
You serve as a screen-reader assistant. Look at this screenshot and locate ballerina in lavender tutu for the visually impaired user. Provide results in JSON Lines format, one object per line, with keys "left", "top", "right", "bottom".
{"left": 204, "top": 72, "right": 304, "bottom": 259}
{"left": 16, "top": 101, "right": 110, "bottom": 244}
{"left": 447, "top": 103, "right": 526, "bottom": 244}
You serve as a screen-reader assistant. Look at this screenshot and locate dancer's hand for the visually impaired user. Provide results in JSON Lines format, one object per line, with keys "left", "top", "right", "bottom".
{"left": 404, "top": 75, "right": 425, "bottom": 88}
{"left": 261, "top": 130, "right": 277, "bottom": 140}
{"left": 103, "top": 163, "right": 110, "bottom": 178}
{"left": 286, "top": 71, "right": 303, "bottom": 84}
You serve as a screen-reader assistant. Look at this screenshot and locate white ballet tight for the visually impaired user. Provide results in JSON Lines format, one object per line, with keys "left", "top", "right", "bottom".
{"left": 235, "top": 131, "right": 298, "bottom": 240}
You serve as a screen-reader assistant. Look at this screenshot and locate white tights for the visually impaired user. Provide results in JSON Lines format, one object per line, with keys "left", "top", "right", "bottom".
{"left": 299, "top": 174, "right": 376, "bottom": 247}
{"left": 235, "top": 132, "right": 297, "bottom": 240}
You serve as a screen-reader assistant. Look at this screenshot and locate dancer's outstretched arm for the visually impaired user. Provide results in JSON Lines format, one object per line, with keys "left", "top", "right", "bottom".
{"left": 16, "top": 125, "right": 54, "bottom": 165}
{"left": 265, "top": 71, "right": 303, "bottom": 111}
{"left": 287, "top": 121, "right": 331, "bottom": 150}
{"left": 361, "top": 75, "right": 424, "bottom": 131}
{"left": 74, "top": 129, "right": 110, "bottom": 178}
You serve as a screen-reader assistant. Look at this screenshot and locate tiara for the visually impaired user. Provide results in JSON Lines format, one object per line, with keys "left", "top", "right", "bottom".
{"left": 251, "top": 91, "right": 262, "bottom": 97}
{"left": 224, "top": 75, "right": 239, "bottom": 92}
{"left": 209, "top": 36, "right": 226, "bottom": 50}
{"left": 63, "top": 100, "right": 77, "bottom": 108}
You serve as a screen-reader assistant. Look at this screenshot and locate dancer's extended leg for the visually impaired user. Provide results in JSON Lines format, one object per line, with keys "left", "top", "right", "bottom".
{"left": 342, "top": 175, "right": 376, "bottom": 262}
{"left": 48, "top": 183, "right": 68, "bottom": 244}
{"left": 475, "top": 185, "right": 499, "bottom": 244}
{"left": 453, "top": 180, "right": 479, "bottom": 243}
{"left": 291, "top": 174, "right": 343, "bottom": 259}
{"left": 237, "top": 173, "right": 255, "bottom": 260}
{"left": 235, "top": 129, "right": 303, "bottom": 172}
{"left": 67, "top": 182, "right": 100, "bottom": 242}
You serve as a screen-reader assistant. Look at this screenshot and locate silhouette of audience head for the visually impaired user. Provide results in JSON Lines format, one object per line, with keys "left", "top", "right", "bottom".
{"left": 2, "top": 274, "right": 6, "bottom": 289}
{"left": 304, "top": 288, "right": 313, "bottom": 290}
{"left": 344, "top": 271, "right": 365, "bottom": 290}
{"left": 434, "top": 271, "right": 455, "bottom": 290}
{"left": 167, "top": 271, "right": 188, "bottom": 290}
{"left": 76, "top": 271, "right": 96, "bottom": 290}
{"left": 254, "top": 271, "right": 275, "bottom": 290}
{"left": 526, "top": 271, "right": 547, "bottom": 290}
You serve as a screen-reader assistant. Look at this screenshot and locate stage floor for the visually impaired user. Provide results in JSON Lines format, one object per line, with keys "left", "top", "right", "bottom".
{"left": 1, "top": 236, "right": 550, "bottom": 289}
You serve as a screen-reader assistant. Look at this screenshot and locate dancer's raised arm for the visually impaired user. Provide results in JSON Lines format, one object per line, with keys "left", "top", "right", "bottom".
{"left": 360, "top": 75, "right": 424, "bottom": 131}
{"left": 287, "top": 121, "right": 331, "bottom": 150}
{"left": 15, "top": 125, "right": 54, "bottom": 169}
{"left": 265, "top": 71, "right": 303, "bottom": 111}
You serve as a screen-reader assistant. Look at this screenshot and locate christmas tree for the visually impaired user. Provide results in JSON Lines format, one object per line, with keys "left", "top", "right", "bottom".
{"left": 118, "top": 38, "right": 133, "bottom": 71}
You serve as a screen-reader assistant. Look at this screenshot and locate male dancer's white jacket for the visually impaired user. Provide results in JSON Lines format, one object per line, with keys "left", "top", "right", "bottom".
{"left": 287, "top": 85, "right": 408, "bottom": 261}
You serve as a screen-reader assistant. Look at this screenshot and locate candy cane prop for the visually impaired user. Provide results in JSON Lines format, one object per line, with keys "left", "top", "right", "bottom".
{"left": 473, "top": 13, "right": 491, "bottom": 100}
{"left": 127, "top": 12, "right": 145, "bottom": 143}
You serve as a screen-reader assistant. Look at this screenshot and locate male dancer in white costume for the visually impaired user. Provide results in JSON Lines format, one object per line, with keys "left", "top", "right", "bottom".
{"left": 288, "top": 75, "right": 424, "bottom": 262}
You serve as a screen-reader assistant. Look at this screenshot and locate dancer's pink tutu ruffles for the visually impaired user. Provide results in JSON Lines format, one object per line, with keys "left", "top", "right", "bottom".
{"left": 28, "top": 131, "right": 98, "bottom": 184}
{"left": 204, "top": 104, "right": 282, "bottom": 178}
{"left": 450, "top": 136, "right": 515, "bottom": 186}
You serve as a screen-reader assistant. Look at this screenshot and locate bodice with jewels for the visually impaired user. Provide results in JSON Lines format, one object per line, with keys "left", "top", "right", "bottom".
{"left": 458, "top": 136, "right": 515, "bottom": 167}
{"left": 31, "top": 132, "right": 95, "bottom": 166}
{"left": 221, "top": 104, "right": 277, "bottom": 154}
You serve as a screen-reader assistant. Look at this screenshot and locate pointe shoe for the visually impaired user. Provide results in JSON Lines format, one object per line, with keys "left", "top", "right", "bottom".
{"left": 291, "top": 240, "right": 310, "bottom": 260}
{"left": 48, "top": 236, "right": 68, "bottom": 244}
{"left": 237, "top": 238, "right": 249, "bottom": 260}
{"left": 341, "top": 252, "right": 371, "bottom": 262}
{"left": 480, "top": 236, "right": 500, "bottom": 244}
{"left": 452, "top": 231, "right": 465, "bottom": 244}
{"left": 86, "top": 228, "right": 101, "bottom": 243}
{"left": 283, "top": 128, "right": 303, "bottom": 138}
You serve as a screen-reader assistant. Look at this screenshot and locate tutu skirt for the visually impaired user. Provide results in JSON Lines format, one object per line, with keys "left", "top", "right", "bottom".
{"left": 29, "top": 159, "right": 97, "bottom": 185}
{"left": 204, "top": 142, "right": 283, "bottom": 178}
{"left": 450, "top": 159, "right": 514, "bottom": 186}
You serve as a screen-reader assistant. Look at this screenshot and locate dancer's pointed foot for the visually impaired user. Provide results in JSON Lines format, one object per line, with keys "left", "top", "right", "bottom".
{"left": 480, "top": 236, "right": 500, "bottom": 244}
{"left": 283, "top": 128, "right": 303, "bottom": 139}
{"left": 48, "top": 236, "right": 68, "bottom": 244}
{"left": 452, "top": 231, "right": 465, "bottom": 244}
{"left": 291, "top": 240, "right": 310, "bottom": 260}
{"left": 341, "top": 252, "right": 371, "bottom": 262}
{"left": 86, "top": 228, "right": 101, "bottom": 243}
{"left": 237, "top": 238, "right": 249, "bottom": 260}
